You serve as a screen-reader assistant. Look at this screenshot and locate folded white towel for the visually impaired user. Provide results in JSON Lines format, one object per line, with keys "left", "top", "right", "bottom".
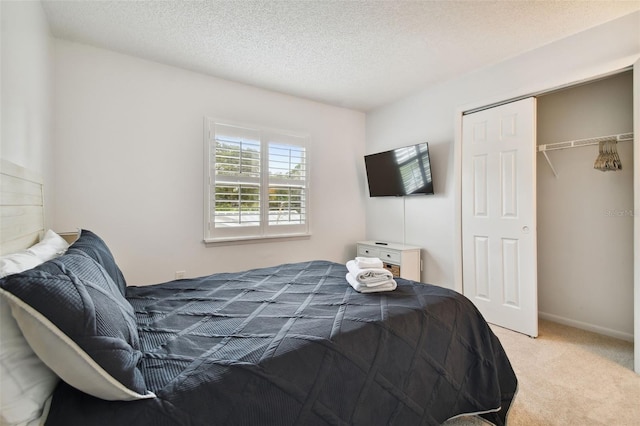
{"left": 355, "top": 256, "right": 383, "bottom": 269}
{"left": 346, "top": 273, "right": 397, "bottom": 293}
{"left": 346, "top": 260, "right": 393, "bottom": 285}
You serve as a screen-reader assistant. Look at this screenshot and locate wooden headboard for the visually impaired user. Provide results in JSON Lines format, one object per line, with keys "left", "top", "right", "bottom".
{"left": 0, "top": 159, "right": 45, "bottom": 255}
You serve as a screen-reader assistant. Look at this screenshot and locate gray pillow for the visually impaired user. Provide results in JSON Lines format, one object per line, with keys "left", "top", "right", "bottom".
{"left": 0, "top": 252, "right": 154, "bottom": 401}
{"left": 67, "top": 229, "right": 128, "bottom": 296}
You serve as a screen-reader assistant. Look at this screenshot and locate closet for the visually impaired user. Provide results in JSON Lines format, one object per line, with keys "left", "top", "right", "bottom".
{"left": 536, "top": 71, "right": 634, "bottom": 341}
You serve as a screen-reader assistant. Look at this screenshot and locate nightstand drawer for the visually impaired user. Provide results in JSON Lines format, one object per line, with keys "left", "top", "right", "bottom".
{"left": 379, "top": 250, "right": 401, "bottom": 264}
{"left": 357, "top": 245, "right": 380, "bottom": 258}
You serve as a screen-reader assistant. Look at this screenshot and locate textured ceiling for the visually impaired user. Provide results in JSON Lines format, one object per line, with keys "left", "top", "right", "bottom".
{"left": 41, "top": 0, "right": 640, "bottom": 111}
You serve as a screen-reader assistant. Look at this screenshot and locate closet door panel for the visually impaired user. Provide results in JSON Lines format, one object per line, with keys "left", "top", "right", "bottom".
{"left": 473, "top": 236, "right": 490, "bottom": 300}
{"left": 501, "top": 238, "right": 521, "bottom": 308}
{"left": 473, "top": 155, "right": 488, "bottom": 216}
{"left": 500, "top": 150, "right": 518, "bottom": 217}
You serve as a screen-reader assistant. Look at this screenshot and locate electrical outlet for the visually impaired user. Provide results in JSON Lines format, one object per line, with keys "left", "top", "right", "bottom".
{"left": 175, "top": 270, "right": 186, "bottom": 279}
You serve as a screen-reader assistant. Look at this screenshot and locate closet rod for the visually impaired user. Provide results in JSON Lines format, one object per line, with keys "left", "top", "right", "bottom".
{"left": 538, "top": 132, "right": 633, "bottom": 153}
{"left": 537, "top": 132, "right": 633, "bottom": 178}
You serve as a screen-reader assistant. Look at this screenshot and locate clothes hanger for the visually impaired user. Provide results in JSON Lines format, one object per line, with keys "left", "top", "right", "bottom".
{"left": 594, "top": 139, "right": 621, "bottom": 172}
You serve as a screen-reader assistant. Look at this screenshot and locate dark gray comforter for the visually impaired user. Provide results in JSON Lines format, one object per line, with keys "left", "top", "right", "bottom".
{"left": 45, "top": 260, "right": 517, "bottom": 425}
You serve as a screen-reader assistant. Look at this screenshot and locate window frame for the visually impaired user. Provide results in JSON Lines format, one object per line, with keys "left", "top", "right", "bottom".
{"left": 203, "top": 117, "right": 311, "bottom": 244}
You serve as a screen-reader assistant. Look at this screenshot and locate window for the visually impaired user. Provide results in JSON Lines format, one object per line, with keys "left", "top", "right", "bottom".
{"left": 204, "top": 119, "right": 310, "bottom": 242}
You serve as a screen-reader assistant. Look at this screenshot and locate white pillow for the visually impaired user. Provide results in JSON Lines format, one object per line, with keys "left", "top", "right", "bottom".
{"left": 0, "top": 230, "right": 69, "bottom": 426}
{"left": 0, "top": 230, "right": 69, "bottom": 279}
{"left": 26, "top": 230, "right": 70, "bottom": 262}
{"left": 0, "top": 252, "right": 42, "bottom": 278}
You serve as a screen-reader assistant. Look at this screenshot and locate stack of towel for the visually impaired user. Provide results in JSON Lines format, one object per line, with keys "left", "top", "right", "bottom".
{"left": 345, "top": 256, "right": 397, "bottom": 293}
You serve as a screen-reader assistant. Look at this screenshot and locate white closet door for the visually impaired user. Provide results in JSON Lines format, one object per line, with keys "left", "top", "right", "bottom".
{"left": 462, "top": 98, "right": 538, "bottom": 337}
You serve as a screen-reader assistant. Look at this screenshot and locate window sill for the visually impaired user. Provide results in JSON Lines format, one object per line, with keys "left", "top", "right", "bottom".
{"left": 203, "top": 233, "right": 311, "bottom": 247}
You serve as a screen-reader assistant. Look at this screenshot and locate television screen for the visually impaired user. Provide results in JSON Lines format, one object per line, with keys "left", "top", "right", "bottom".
{"left": 364, "top": 142, "right": 434, "bottom": 197}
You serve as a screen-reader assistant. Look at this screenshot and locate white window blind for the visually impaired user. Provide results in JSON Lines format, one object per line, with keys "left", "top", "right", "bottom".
{"left": 205, "top": 119, "right": 310, "bottom": 242}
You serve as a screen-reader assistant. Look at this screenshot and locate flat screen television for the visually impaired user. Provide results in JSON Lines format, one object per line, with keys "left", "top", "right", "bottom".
{"left": 364, "top": 142, "right": 434, "bottom": 197}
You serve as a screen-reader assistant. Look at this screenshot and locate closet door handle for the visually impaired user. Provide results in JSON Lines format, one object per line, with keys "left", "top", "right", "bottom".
{"left": 522, "top": 226, "right": 530, "bottom": 234}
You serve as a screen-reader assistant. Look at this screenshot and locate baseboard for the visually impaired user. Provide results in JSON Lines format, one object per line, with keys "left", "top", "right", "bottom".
{"left": 538, "top": 311, "right": 634, "bottom": 342}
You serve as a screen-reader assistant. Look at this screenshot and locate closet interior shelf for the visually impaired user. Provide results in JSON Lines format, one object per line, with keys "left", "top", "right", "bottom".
{"left": 537, "top": 132, "right": 633, "bottom": 177}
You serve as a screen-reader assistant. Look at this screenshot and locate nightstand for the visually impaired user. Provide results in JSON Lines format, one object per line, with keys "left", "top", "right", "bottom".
{"left": 356, "top": 241, "right": 421, "bottom": 281}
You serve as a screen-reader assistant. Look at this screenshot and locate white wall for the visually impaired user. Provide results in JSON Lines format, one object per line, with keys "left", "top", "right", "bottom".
{"left": 366, "top": 11, "right": 640, "bottom": 294}
{"left": 537, "top": 72, "right": 634, "bottom": 339}
{"left": 53, "top": 40, "right": 366, "bottom": 285}
{"left": 1, "top": 1, "right": 54, "bottom": 227}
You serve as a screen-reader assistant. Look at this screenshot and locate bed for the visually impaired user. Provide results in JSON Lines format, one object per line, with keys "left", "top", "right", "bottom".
{"left": 0, "top": 159, "right": 517, "bottom": 426}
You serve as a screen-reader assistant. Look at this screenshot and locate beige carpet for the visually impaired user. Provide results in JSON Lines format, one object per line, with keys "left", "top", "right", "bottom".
{"left": 444, "top": 320, "right": 639, "bottom": 426}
